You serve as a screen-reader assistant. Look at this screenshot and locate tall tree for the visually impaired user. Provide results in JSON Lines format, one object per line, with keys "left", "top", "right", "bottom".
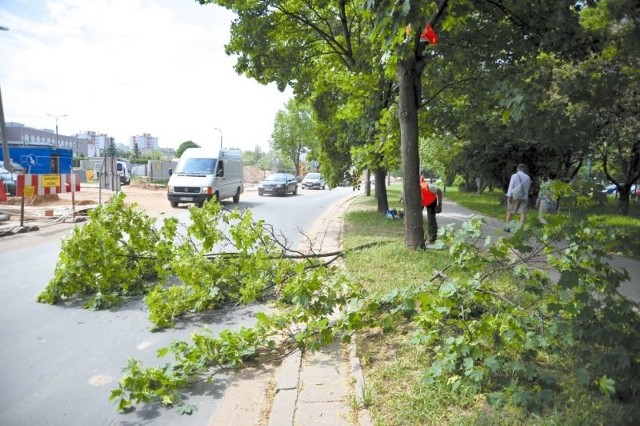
{"left": 369, "top": 0, "right": 590, "bottom": 247}
{"left": 132, "top": 141, "right": 141, "bottom": 159}
{"left": 571, "top": 0, "right": 640, "bottom": 215}
{"left": 106, "top": 137, "right": 117, "bottom": 158}
{"left": 175, "top": 141, "right": 200, "bottom": 159}
{"left": 199, "top": 0, "right": 395, "bottom": 213}
{"left": 271, "top": 98, "right": 316, "bottom": 175}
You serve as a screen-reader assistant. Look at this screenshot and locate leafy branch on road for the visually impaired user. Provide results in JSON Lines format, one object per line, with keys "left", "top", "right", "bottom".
{"left": 110, "top": 214, "right": 639, "bottom": 418}
{"left": 35, "top": 193, "right": 385, "bottom": 328}
{"left": 33, "top": 193, "right": 640, "bottom": 418}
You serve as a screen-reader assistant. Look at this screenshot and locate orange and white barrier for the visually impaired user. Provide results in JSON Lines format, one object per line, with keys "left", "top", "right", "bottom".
{"left": 17, "top": 174, "right": 81, "bottom": 196}
{"left": 0, "top": 179, "right": 6, "bottom": 201}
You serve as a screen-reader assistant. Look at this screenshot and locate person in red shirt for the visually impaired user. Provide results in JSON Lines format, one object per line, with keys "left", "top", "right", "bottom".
{"left": 420, "top": 175, "right": 443, "bottom": 245}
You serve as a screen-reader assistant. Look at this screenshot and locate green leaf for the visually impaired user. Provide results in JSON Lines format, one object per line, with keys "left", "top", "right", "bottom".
{"left": 596, "top": 375, "right": 616, "bottom": 397}
{"left": 486, "top": 392, "right": 504, "bottom": 406}
{"left": 177, "top": 404, "right": 198, "bottom": 415}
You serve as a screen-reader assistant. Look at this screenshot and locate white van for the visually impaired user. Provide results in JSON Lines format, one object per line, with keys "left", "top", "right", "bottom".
{"left": 116, "top": 160, "right": 131, "bottom": 185}
{"left": 167, "top": 148, "right": 244, "bottom": 207}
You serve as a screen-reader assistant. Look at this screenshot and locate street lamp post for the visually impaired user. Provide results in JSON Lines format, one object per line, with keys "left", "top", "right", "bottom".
{"left": 1, "top": 26, "right": 11, "bottom": 171}
{"left": 214, "top": 127, "right": 223, "bottom": 150}
{"left": 47, "top": 114, "right": 67, "bottom": 147}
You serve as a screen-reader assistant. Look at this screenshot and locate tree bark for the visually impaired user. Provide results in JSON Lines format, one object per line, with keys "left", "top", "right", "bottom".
{"left": 397, "top": 58, "right": 424, "bottom": 249}
{"left": 374, "top": 167, "right": 389, "bottom": 213}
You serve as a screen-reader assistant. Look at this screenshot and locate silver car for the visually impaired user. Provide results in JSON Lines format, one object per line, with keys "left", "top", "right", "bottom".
{"left": 301, "top": 172, "right": 327, "bottom": 190}
{"left": 0, "top": 167, "right": 17, "bottom": 196}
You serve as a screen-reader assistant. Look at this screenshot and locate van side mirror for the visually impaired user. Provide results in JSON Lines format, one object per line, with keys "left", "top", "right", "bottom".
{"left": 168, "top": 168, "right": 173, "bottom": 176}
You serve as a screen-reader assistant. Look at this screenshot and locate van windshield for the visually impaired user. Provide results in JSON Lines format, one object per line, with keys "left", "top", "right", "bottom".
{"left": 175, "top": 158, "right": 217, "bottom": 175}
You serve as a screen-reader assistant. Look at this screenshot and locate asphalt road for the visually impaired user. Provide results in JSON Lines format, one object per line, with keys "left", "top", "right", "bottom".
{"left": 0, "top": 186, "right": 357, "bottom": 425}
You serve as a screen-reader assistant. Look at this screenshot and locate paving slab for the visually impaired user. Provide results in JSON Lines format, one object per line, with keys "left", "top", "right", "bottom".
{"left": 298, "top": 342, "right": 350, "bottom": 404}
{"left": 274, "top": 350, "right": 302, "bottom": 391}
{"left": 208, "top": 364, "right": 275, "bottom": 426}
{"left": 294, "top": 401, "right": 351, "bottom": 425}
{"left": 268, "top": 389, "right": 298, "bottom": 426}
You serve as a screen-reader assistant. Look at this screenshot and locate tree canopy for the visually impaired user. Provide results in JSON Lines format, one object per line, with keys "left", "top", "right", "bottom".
{"left": 200, "top": 0, "right": 640, "bottom": 244}
{"left": 175, "top": 141, "right": 200, "bottom": 159}
{"left": 270, "top": 98, "right": 317, "bottom": 175}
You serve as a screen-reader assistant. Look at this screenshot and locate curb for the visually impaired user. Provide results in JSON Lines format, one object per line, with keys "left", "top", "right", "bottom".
{"left": 265, "top": 192, "right": 374, "bottom": 425}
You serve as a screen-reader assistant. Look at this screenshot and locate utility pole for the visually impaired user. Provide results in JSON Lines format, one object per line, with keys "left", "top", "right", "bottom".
{"left": 0, "top": 27, "right": 11, "bottom": 171}
{"left": 214, "top": 127, "right": 223, "bottom": 150}
{"left": 47, "top": 114, "right": 67, "bottom": 147}
{"left": 0, "top": 86, "right": 11, "bottom": 171}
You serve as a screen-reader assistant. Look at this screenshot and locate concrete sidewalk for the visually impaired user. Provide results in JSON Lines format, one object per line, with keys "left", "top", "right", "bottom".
{"left": 266, "top": 193, "right": 372, "bottom": 426}
{"left": 210, "top": 192, "right": 371, "bottom": 426}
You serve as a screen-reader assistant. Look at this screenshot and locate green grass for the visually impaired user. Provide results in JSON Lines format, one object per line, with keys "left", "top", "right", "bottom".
{"left": 444, "top": 186, "right": 640, "bottom": 257}
{"left": 342, "top": 187, "right": 640, "bottom": 425}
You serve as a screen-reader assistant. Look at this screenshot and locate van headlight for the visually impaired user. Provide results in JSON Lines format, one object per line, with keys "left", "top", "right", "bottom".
{"left": 168, "top": 186, "right": 174, "bottom": 193}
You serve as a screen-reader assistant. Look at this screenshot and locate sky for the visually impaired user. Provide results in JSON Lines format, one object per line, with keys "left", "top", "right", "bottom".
{"left": 0, "top": 0, "right": 292, "bottom": 152}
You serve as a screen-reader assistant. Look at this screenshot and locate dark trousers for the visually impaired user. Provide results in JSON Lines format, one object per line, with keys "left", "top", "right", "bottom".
{"left": 424, "top": 200, "right": 438, "bottom": 243}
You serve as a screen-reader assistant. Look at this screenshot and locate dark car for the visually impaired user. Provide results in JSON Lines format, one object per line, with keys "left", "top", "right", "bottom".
{"left": 257, "top": 173, "right": 298, "bottom": 196}
{"left": 0, "top": 167, "right": 17, "bottom": 196}
{"left": 301, "top": 172, "right": 327, "bottom": 190}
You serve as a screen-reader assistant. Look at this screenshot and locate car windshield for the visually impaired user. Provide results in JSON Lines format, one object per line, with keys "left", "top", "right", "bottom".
{"left": 265, "top": 174, "right": 288, "bottom": 182}
{"left": 305, "top": 173, "right": 321, "bottom": 180}
{"left": 175, "top": 158, "right": 217, "bottom": 174}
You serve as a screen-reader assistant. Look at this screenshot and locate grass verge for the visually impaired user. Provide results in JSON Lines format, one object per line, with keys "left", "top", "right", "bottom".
{"left": 342, "top": 186, "right": 640, "bottom": 425}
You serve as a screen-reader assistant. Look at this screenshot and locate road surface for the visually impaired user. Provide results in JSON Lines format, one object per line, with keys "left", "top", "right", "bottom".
{"left": 0, "top": 185, "right": 358, "bottom": 425}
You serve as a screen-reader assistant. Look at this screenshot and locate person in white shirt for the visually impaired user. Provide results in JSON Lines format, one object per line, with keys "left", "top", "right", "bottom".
{"left": 504, "top": 163, "right": 531, "bottom": 232}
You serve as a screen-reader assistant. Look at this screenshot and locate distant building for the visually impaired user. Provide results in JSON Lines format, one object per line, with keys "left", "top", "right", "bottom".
{"left": 5, "top": 123, "right": 165, "bottom": 159}
{"left": 76, "top": 130, "right": 105, "bottom": 157}
{"left": 5, "top": 122, "right": 89, "bottom": 157}
{"left": 130, "top": 133, "right": 158, "bottom": 155}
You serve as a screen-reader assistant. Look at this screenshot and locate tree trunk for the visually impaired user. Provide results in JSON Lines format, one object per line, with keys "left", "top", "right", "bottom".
{"left": 397, "top": 58, "right": 424, "bottom": 249}
{"left": 374, "top": 168, "right": 388, "bottom": 213}
{"left": 617, "top": 189, "right": 631, "bottom": 215}
{"left": 364, "top": 169, "right": 371, "bottom": 196}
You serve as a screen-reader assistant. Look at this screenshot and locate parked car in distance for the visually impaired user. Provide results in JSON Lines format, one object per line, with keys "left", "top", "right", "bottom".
{"left": 0, "top": 160, "right": 25, "bottom": 174}
{"left": 301, "top": 172, "right": 327, "bottom": 190}
{"left": 602, "top": 183, "right": 639, "bottom": 195}
{"left": 258, "top": 173, "right": 298, "bottom": 196}
{"left": 0, "top": 167, "right": 17, "bottom": 196}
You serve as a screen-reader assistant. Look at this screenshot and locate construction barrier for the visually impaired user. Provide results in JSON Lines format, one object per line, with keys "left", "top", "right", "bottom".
{"left": 17, "top": 174, "right": 81, "bottom": 197}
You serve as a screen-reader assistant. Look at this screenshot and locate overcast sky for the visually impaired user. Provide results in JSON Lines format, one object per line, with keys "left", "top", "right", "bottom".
{"left": 0, "top": 0, "right": 292, "bottom": 152}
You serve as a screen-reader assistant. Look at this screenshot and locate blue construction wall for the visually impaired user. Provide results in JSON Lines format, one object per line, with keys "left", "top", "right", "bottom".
{"left": 0, "top": 146, "right": 73, "bottom": 174}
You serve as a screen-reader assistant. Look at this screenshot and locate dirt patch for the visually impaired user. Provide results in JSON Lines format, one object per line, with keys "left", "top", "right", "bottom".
{"left": 0, "top": 166, "right": 265, "bottom": 216}
{"left": 1, "top": 194, "right": 63, "bottom": 206}
{"left": 0, "top": 184, "right": 166, "bottom": 216}
{"left": 245, "top": 166, "right": 269, "bottom": 183}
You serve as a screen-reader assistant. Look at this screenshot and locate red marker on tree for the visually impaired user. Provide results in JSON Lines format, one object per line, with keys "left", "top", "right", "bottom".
{"left": 420, "top": 23, "right": 438, "bottom": 45}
